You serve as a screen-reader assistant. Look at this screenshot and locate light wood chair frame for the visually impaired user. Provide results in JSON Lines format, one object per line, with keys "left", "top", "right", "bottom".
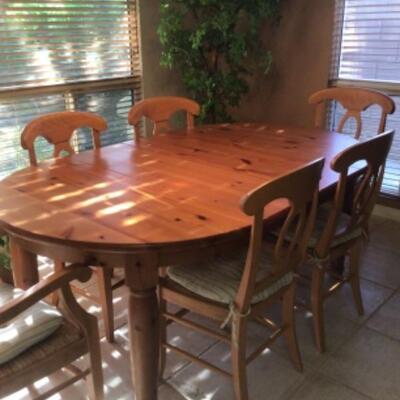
{"left": 306, "top": 130, "right": 395, "bottom": 353}
{"left": 0, "top": 261, "right": 104, "bottom": 400}
{"left": 159, "top": 158, "right": 325, "bottom": 400}
{"left": 127, "top": 96, "right": 200, "bottom": 137}
{"left": 21, "top": 111, "right": 108, "bottom": 166}
{"left": 309, "top": 87, "right": 395, "bottom": 139}
{"left": 21, "top": 111, "right": 122, "bottom": 343}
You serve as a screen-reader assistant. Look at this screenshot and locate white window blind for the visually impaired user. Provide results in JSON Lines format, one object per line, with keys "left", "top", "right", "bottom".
{"left": 331, "top": 0, "right": 400, "bottom": 199}
{"left": 0, "top": 0, "right": 141, "bottom": 178}
{"left": 337, "top": 0, "right": 400, "bottom": 83}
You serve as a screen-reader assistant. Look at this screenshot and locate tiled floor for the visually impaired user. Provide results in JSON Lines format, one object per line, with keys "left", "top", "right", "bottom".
{"left": 5, "top": 214, "right": 400, "bottom": 400}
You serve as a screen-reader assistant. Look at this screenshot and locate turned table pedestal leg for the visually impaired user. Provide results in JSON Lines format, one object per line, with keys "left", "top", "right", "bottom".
{"left": 125, "top": 256, "right": 159, "bottom": 400}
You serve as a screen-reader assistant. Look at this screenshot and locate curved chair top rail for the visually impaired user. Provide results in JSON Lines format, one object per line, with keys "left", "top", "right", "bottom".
{"left": 309, "top": 87, "right": 395, "bottom": 139}
{"left": 331, "top": 129, "right": 394, "bottom": 173}
{"left": 128, "top": 96, "right": 200, "bottom": 136}
{"left": 21, "top": 111, "right": 108, "bottom": 166}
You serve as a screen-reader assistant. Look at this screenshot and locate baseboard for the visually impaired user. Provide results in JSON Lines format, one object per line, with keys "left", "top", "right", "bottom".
{"left": 372, "top": 204, "right": 400, "bottom": 222}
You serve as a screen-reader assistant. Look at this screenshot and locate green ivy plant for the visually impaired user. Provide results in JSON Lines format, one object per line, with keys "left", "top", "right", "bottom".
{"left": 158, "top": 0, "right": 281, "bottom": 123}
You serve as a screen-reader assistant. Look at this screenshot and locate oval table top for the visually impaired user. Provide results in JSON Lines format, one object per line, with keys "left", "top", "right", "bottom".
{"left": 0, "top": 123, "right": 359, "bottom": 251}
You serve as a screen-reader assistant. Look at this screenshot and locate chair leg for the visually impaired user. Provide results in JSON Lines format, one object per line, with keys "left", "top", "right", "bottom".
{"left": 282, "top": 283, "right": 303, "bottom": 372}
{"left": 158, "top": 297, "right": 167, "bottom": 382}
{"left": 231, "top": 315, "right": 248, "bottom": 400}
{"left": 86, "top": 318, "right": 105, "bottom": 400}
{"left": 349, "top": 241, "right": 364, "bottom": 316}
{"left": 97, "top": 268, "right": 115, "bottom": 343}
{"left": 51, "top": 260, "right": 64, "bottom": 306}
{"left": 311, "top": 264, "right": 326, "bottom": 353}
{"left": 158, "top": 269, "right": 168, "bottom": 381}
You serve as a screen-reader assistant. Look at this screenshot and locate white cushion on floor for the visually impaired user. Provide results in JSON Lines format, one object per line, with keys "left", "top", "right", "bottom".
{"left": 0, "top": 282, "right": 63, "bottom": 365}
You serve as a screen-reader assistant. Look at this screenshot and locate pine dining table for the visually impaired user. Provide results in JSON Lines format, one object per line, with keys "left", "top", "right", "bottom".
{"left": 0, "top": 122, "right": 361, "bottom": 400}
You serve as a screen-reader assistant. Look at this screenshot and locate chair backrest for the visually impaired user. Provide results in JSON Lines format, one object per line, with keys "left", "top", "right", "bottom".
{"left": 315, "top": 130, "right": 394, "bottom": 257}
{"left": 309, "top": 87, "right": 395, "bottom": 139}
{"left": 236, "top": 158, "right": 325, "bottom": 312}
{"left": 21, "top": 111, "right": 108, "bottom": 166}
{"left": 128, "top": 96, "right": 200, "bottom": 136}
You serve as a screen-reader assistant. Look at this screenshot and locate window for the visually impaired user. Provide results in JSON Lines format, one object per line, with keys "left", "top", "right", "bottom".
{"left": 0, "top": 0, "right": 141, "bottom": 178}
{"left": 330, "top": 0, "right": 400, "bottom": 200}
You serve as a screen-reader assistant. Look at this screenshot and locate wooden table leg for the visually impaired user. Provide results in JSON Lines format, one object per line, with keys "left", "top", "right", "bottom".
{"left": 9, "top": 237, "right": 39, "bottom": 289}
{"left": 125, "top": 256, "right": 159, "bottom": 400}
{"left": 128, "top": 288, "right": 159, "bottom": 400}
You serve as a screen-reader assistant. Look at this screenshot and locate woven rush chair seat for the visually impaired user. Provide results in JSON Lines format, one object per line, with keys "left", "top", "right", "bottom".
{"left": 276, "top": 203, "right": 363, "bottom": 250}
{"left": 168, "top": 243, "right": 294, "bottom": 305}
{"left": 0, "top": 321, "right": 82, "bottom": 380}
{"left": 308, "top": 204, "right": 363, "bottom": 248}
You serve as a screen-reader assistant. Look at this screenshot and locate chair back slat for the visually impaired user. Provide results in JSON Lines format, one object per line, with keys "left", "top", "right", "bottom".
{"left": 315, "top": 130, "right": 394, "bottom": 257}
{"left": 21, "top": 111, "right": 108, "bottom": 166}
{"left": 309, "top": 87, "right": 395, "bottom": 139}
{"left": 128, "top": 96, "right": 200, "bottom": 136}
{"left": 235, "top": 158, "right": 325, "bottom": 312}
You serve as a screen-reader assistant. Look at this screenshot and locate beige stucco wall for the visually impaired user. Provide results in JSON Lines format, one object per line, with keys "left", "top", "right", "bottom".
{"left": 138, "top": 0, "right": 186, "bottom": 100}
{"left": 138, "top": 0, "right": 335, "bottom": 128}
{"left": 236, "top": 0, "right": 335, "bottom": 128}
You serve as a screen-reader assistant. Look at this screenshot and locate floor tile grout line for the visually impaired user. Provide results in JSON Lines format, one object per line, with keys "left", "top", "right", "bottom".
{"left": 367, "top": 240, "right": 400, "bottom": 257}
{"left": 312, "top": 318, "right": 400, "bottom": 400}
{"left": 358, "top": 275, "right": 400, "bottom": 291}
{"left": 162, "top": 359, "right": 191, "bottom": 384}
{"left": 356, "top": 322, "right": 400, "bottom": 346}
{"left": 283, "top": 368, "right": 376, "bottom": 400}
{"left": 291, "top": 269, "right": 390, "bottom": 373}
{"left": 325, "top": 285, "right": 398, "bottom": 345}
{"left": 317, "top": 370, "right": 378, "bottom": 400}
{"left": 280, "top": 369, "right": 320, "bottom": 400}
{"left": 356, "top": 286, "right": 399, "bottom": 329}
{"left": 165, "top": 339, "right": 222, "bottom": 382}
{"left": 318, "top": 271, "right": 397, "bottom": 330}
{"left": 306, "top": 320, "right": 365, "bottom": 373}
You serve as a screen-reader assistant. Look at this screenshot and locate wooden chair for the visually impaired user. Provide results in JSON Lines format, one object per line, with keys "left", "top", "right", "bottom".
{"left": 158, "top": 158, "right": 325, "bottom": 400}
{"left": 21, "top": 111, "right": 107, "bottom": 166}
{"left": 309, "top": 87, "right": 395, "bottom": 139}
{"left": 301, "top": 130, "right": 394, "bottom": 353}
{"left": 0, "top": 262, "right": 104, "bottom": 399}
{"left": 128, "top": 96, "right": 200, "bottom": 136}
{"left": 21, "top": 111, "right": 122, "bottom": 343}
